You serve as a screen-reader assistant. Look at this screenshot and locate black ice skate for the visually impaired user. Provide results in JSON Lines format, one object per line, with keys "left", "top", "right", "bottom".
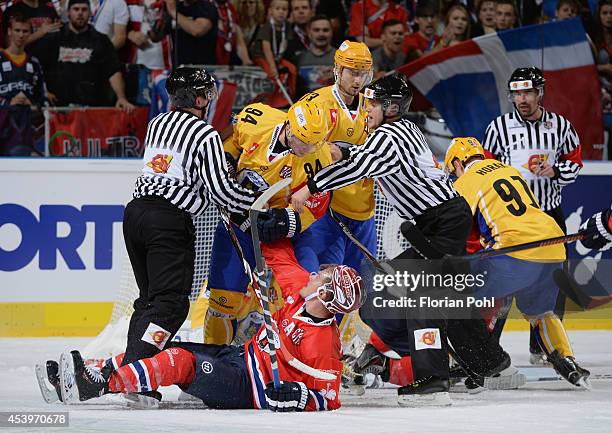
{"left": 547, "top": 350, "right": 591, "bottom": 389}
{"left": 35, "top": 360, "right": 62, "bottom": 403}
{"left": 397, "top": 376, "right": 451, "bottom": 407}
{"left": 59, "top": 350, "right": 112, "bottom": 403}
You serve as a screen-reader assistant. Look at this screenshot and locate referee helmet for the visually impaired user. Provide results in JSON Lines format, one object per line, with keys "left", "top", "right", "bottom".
{"left": 363, "top": 74, "right": 413, "bottom": 119}
{"left": 166, "top": 67, "right": 217, "bottom": 109}
{"left": 508, "top": 67, "right": 546, "bottom": 95}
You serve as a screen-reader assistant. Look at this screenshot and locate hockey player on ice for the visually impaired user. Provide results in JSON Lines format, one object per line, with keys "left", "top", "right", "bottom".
{"left": 444, "top": 137, "right": 591, "bottom": 388}
{"left": 53, "top": 240, "right": 366, "bottom": 411}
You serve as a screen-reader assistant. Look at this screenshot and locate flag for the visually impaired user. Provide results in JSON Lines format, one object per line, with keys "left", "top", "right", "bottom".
{"left": 207, "top": 78, "right": 238, "bottom": 132}
{"left": 398, "top": 18, "right": 603, "bottom": 159}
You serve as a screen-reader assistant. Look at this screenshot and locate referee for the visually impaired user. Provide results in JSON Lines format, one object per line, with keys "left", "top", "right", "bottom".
{"left": 121, "top": 67, "right": 257, "bottom": 370}
{"left": 483, "top": 67, "right": 583, "bottom": 363}
{"left": 291, "top": 75, "right": 513, "bottom": 406}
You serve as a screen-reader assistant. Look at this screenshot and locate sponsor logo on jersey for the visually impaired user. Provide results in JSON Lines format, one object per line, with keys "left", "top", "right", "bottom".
{"left": 279, "top": 165, "right": 292, "bottom": 179}
{"left": 58, "top": 47, "right": 94, "bottom": 63}
{"left": 320, "top": 386, "right": 337, "bottom": 401}
{"left": 414, "top": 328, "right": 442, "bottom": 350}
{"left": 146, "top": 154, "right": 173, "bottom": 174}
{"left": 201, "top": 361, "right": 214, "bottom": 374}
{"left": 290, "top": 327, "right": 304, "bottom": 345}
{"left": 523, "top": 153, "right": 549, "bottom": 174}
{"left": 245, "top": 142, "right": 260, "bottom": 155}
{"left": 329, "top": 109, "right": 338, "bottom": 125}
{"left": 142, "top": 322, "right": 171, "bottom": 349}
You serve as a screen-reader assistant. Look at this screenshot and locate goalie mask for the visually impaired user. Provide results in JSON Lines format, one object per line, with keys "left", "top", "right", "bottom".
{"left": 306, "top": 265, "right": 367, "bottom": 314}
{"left": 166, "top": 66, "right": 218, "bottom": 116}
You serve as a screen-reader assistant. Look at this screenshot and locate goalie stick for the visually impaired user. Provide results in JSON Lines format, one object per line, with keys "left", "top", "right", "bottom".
{"left": 250, "top": 178, "right": 292, "bottom": 388}
{"left": 217, "top": 201, "right": 336, "bottom": 382}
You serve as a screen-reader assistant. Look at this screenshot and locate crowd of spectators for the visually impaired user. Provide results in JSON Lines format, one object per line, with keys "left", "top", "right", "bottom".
{"left": 0, "top": 0, "right": 610, "bottom": 156}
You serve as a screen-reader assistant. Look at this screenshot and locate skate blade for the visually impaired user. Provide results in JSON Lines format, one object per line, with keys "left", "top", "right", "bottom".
{"left": 529, "top": 353, "right": 551, "bottom": 366}
{"left": 124, "top": 393, "right": 160, "bottom": 409}
{"left": 576, "top": 377, "right": 592, "bottom": 390}
{"left": 58, "top": 352, "right": 79, "bottom": 404}
{"left": 397, "top": 392, "right": 452, "bottom": 407}
{"left": 484, "top": 373, "right": 527, "bottom": 390}
{"left": 35, "top": 364, "right": 59, "bottom": 404}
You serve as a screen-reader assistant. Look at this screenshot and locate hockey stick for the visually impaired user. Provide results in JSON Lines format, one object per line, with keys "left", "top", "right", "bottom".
{"left": 250, "top": 178, "right": 293, "bottom": 388}
{"left": 275, "top": 77, "right": 294, "bottom": 106}
{"left": 217, "top": 205, "right": 336, "bottom": 381}
{"left": 400, "top": 221, "right": 588, "bottom": 260}
{"left": 328, "top": 208, "right": 394, "bottom": 275}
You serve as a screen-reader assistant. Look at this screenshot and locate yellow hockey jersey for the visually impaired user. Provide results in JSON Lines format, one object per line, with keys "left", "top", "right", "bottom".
{"left": 224, "top": 103, "right": 333, "bottom": 230}
{"left": 300, "top": 85, "right": 374, "bottom": 220}
{"left": 453, "top": 159, "right": 565, "bottom": 261}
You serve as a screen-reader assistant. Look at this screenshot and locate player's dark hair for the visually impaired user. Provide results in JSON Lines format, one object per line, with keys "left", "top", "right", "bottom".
{"left": 308, "top": 14, "right": 331, "bottom": 26}
{"left": 7, "top": 12, "right": 32, "bottom": 30}
{"left": 381, "top": 19, "right": 404, "bottom": 33}
{"left": 556, "top": 0, "right": 579, "bottom": 11}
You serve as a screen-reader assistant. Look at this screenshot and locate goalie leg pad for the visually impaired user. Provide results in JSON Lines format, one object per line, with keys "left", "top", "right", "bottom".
{"left": 203, "top": 288, "right": 245, "bottom": 345}
{"left": 529, "top": 312, "right": 573, "bottom": 358}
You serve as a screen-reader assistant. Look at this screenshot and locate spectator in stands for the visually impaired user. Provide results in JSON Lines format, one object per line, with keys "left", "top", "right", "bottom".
{"left": 555, "top": 0, "right": 580, "bottom": 19}
{"left": 471, "top": 0, "right": 497, "bottom": 37}
{"left": 403, "top": 0, "right": 440, "bottom": 62}
{"left": 372, "top": 18, "right": 405, "bottom": 78}
{"left": 593, "top": 0, "right": 612, "bottom": 112}
{"left": 38, "top": 0, "right": 134, "bottom": 109}
{"left": 495, "top": 0, "right": 518, "bottom": 31}
{"left": 515, "top": 0, "right": 542, "bottom": 25}
{"left": 4, "top": 0, "right": 62, "bottom": 61}
{"left": 295, "top": 15, "right": 336, "bottom": 94}
{"left": 285, "top": 0, "right": 313, "bottom": 62}
{"left": 312, "top": 0, "right": 347, "bottom": 46}
{"left": 233, "top": 0, "right": 264, "bottom": 47}
{"left": 0, "top": 13, "right": 46, "bottom": 155}
{"left": 349, "top": 0, "right": 409, "bottom": 49}
{"left": 250, "top": 0, "right": 293, "bottom": 80}
{"left": 89, "top": 0, "right": 129, "bottom": 49}
{"left": 164, "top": 0, "right": 218, "bottom": 65}
{"left": 434, "top": 4, "right": 471, "bottom": 49}
{"left": 213, "top": 0, "right": 252, "bottom": 65}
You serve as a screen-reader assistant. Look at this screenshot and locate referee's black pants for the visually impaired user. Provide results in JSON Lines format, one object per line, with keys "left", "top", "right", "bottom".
{"left": 121, "top": 196, "right": 196, "bottom": 366}
{"left": 361, "top": 197, "right": 508, "bottom": 380}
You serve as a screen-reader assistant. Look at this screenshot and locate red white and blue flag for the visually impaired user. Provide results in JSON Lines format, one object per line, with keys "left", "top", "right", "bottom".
{"left": 399, "top": 18, "right": 603, "bottom": 159}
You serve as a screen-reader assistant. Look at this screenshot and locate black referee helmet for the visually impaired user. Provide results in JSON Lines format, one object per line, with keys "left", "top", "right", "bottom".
{"left": 507, "top": 67, "right": 546, "bottom": 92}
{"left": 363, "top": 74, "right": 413, "bottom": 118}
{"left": 166, "top": 67, "right": 217, "bottom": 109}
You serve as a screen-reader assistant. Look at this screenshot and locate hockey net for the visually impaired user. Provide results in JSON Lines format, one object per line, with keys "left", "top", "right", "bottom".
{"left": 83, "top": 184, "right": 408, "bottom": 359}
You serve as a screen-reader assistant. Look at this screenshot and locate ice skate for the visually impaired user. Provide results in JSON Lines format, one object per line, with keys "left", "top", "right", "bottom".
{"left": 547, "top": 351, "right": 591, "bottom": 389}
{"left": 59, "top": 350, "right": 111, "bottom": 403}
{"left": 397, "top": 377, "right": 452, "bottom": 407}
{"left": 35, "top": 360, "right": 62, "bottom": 403}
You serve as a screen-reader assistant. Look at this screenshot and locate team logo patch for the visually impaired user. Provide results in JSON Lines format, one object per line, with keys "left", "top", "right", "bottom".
{"left": 279, "top": 165, "right": 292, "bottom": 179}
{"left": 364, "top": 88, "right": 375, "bottom": 98}
{"left": 414, "top": 328, "right": 442, "bottom": 350}
{"left": 201, "top": 361, "right": 214, "bottom": 374}
{"left": 147, "top": 154, "right": 173, "bottom": 174}
{"left": 141, "top": 322, "right": 171, "bottom": 350}
{"left": 347, "top": 128, "right": 354, "bottom": 137}
{"left": 523, "top": 153, "right": 549, "bottom": 174}
{"left": 544, "top": 121, "right": 553, "bottom": 129}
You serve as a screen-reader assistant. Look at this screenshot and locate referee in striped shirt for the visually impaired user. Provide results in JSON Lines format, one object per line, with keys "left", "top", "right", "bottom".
{"left": 291, "top": 75, "right": 511, "bottom": 404}
{"left": 121, "top": 67, "right": 257, "bottom": 371}
{"left": 483, "top": 67, "right": 583, "bottom": 363}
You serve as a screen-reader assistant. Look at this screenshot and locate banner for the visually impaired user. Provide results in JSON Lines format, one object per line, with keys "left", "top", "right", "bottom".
{"left": 47, "top": 107, "right": 149, "bottom": 157}
{"left": 398, "top": 19, "right": 604, "bottom": 160}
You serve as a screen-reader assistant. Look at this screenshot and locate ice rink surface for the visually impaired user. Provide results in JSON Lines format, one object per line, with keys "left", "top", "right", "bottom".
{"left": 1, "top": 331, "right": 611, "bottom": 433}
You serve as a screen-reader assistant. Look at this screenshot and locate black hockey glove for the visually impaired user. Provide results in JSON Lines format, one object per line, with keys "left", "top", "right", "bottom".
{"left": 256, "top": 208, "right": 301, "bottom": 243}
{"left": 579, "top": 208, "right": 612, "bottom": 251}
{"left": 265, "top": 381, "right": 310, "bottom": 412}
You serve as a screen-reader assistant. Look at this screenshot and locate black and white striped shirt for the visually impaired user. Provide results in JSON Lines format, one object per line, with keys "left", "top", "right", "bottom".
{"left": 308, "top": 118, "right": 457, "bottom": 220}
{"left": 483, "top": 108, "right": 582, "bottom": 211}
{"left": 134, "top": 110, "right": 257, "bottom": 215}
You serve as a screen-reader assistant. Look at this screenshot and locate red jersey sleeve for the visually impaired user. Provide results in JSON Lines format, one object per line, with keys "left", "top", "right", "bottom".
{"left": 262, "top": 239, "right": 310, "bottom": 300}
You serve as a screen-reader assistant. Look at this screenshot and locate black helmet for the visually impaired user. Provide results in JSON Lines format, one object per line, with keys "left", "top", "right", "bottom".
{"left": 166, "top": 66, "right": 217, "bottom": 109}
{"left": 364, "top": 74, "right": 413, "bottom": 118}
{"left": 507, "top": 67, "right": 545, "bottom": 92}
